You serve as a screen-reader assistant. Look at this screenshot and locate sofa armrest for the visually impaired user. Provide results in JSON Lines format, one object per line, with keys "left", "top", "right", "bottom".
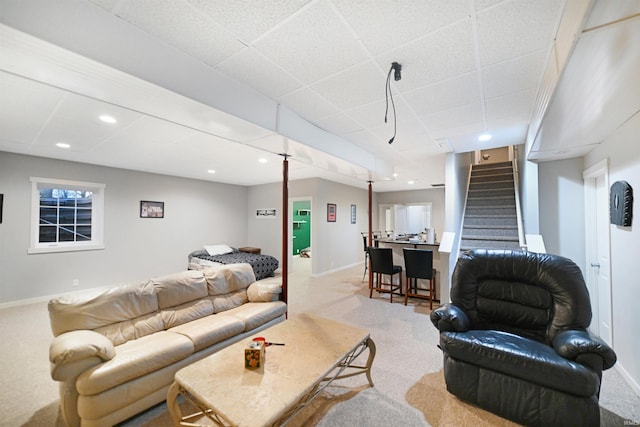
{"left": 50, "top": 330, "right": 115, "bottom": 381}
{"left": 247, "top": 280, "right": 282, "bottom": 302}
{"left": 552, "top": 329, "right": 617, "bottom": 371}
{"left": 430, "top": 304, "right": 470, "bottom": 332}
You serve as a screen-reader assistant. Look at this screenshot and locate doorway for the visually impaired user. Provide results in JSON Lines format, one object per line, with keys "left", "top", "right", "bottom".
{"left": 291, "top": 198, "right": 312, "bottom": 275}
{"left": 583, "top": 159, "right": 613, "bottom": 346}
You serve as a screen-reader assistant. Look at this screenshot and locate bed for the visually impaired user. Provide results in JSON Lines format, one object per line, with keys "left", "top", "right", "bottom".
{"left": 188, "top": 246, "right": 279, "bottom": 280}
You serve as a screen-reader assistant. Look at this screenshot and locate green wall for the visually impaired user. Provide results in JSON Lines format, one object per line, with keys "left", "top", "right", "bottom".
{"left": 292, "top": 200, "right": 311, "bottom": 255}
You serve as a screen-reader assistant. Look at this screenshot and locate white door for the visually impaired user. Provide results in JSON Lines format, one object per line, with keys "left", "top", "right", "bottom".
{"left": 584, "top": 160, "right": 613, "bottom": 346}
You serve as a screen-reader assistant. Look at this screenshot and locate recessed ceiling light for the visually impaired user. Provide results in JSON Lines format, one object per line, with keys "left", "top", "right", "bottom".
{"left": 478, "top": 133, "right": 492, "bottom": 142}
{"left": 56, "top": 142, "right": 71, "bottom": 149}
{"left": 99, "top": 115, "right": 117, "bottom": 124}
{"left": 408, "top": 180, "right": 415, "bottom": 185}
{"left": 207, "top": 169, "right": 216, "bottom": 174}
{"left": 258, "top": 158, "right": 268, "bottom": 164}
{"left": 393, "top": 173, "right": 398, "bottom": 178}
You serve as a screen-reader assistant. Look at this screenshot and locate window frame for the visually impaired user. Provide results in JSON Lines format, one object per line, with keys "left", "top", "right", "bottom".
{"left": 29, "top": 177, "right": 106, "bottom": 254}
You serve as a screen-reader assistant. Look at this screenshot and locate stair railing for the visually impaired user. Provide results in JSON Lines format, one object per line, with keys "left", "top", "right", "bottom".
{"left": 512, "top": 157, "right": 527, "bottom": 250}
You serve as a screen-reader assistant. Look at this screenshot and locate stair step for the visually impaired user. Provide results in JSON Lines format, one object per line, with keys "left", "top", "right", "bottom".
{"left": 470, "top": 175, "right": 513, "bottom": 183}
{"left": 472, "top": 161, "right": 512, "bottom": 170}
{"left": 472, "top": 168, "right": 513, "bottom": 177}
{"left": 464, "top": 216, "right": 518, "bottom": 226}
{"left": 464, "top": 224, "right": 518, "bottom": 229}
{"left": 469, "top": 181, "right": 515, "bottom": 190}
{"left": 460, "top": 240, "right": 522, "bottom": 250}
{"left": 465, "top": 207, "right": 516, "bottom": 216}
{"left": 462, "top": 234, "right": 519, "bottom": 241}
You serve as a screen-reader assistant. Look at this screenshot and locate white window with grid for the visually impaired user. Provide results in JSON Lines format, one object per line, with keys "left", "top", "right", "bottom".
{"left": 29, "top": 177, "right": 105, "bottom": 254}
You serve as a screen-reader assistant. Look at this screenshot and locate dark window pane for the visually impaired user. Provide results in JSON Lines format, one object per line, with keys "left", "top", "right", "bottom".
{"left": 59, "top": 227, "right": 75, "bottom": 242}
{"left": 40, "top": 197, "right": 57, "bottom": 207}
{"left": 77, "top": 209, "right": 92, "bottom": 224}
{"left": 76, "top": 226, "right": 92, "bottom": 241}
{"left": 60, "top": 198, "right": 77, "bottom": 207}
{"left": 58, "top": 208, "right": 76, "bottom": 224}
{"left": 39, "top": 226, "right": 57, "bottom": 243}
{"left": 40, "top": 207, "right": 58, "bottom": 224}
{"left": 77, "top": 197, "right": 92, "bottom": 208}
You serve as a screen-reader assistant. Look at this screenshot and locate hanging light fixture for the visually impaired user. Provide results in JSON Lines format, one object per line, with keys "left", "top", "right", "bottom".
{"left": 385, "top": 62, "right": 402, "bottom": 144}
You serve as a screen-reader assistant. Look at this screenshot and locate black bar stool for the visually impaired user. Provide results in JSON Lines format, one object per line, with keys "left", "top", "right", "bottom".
{"left": 368, "top": 246, "right": 402, "bottom": 303}
{"left": 403, "top": 248, "right": 436, "bottom": 309}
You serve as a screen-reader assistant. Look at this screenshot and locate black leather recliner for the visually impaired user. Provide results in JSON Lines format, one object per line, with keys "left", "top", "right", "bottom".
{"left": 430, "top": 249, "right": 616, "bottom": 427}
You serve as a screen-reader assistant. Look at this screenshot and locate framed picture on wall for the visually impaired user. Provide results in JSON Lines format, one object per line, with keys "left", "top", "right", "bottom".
{"left": 140, "top": 200, "right": 164, "bottom": 218}
{"left": 350, "top": 204, "right": 356, "bottom": 224}
{"left": 327, "top": 203, "right": 336, "bottom": 222}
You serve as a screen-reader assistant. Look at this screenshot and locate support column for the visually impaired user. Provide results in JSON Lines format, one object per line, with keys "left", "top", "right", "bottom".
{"left": 281, "top": 155, "right": 289, "bottom": 311}
{"left": 368, "top": 181, "right": 373, "bottom": 291}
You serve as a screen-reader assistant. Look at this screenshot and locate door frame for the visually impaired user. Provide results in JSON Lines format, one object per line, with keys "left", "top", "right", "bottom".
{"left": 583, "top": 158, "right": 613, "bottom": 346}
{"left": 289, "top": 196, "right": 313, "bottom": 274}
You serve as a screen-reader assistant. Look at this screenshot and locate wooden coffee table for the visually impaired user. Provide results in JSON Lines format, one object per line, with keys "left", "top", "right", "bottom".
{"left": 167, "top": 313, "right": 376, "bottom": 427}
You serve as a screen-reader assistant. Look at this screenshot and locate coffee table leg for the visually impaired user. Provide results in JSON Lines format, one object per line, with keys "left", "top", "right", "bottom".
{"left": 167, "top": 381, "right": 183, "bottom": 426}
{"left": 365, "top": 337, "right": 376, "bottom": 387}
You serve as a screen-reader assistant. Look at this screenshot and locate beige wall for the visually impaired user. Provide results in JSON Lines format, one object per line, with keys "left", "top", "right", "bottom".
{"left": 0, "top": 152, "right": 249, "bottom": 305}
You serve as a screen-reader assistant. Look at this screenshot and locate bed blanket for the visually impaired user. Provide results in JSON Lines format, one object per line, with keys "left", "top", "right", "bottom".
{"left": 188, "top": 249, "right": 278, "bottom": 280}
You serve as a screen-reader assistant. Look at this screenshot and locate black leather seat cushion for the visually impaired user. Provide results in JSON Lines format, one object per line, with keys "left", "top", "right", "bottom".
{"left": 440, "top": 329, "right": 600, "bottom": 397}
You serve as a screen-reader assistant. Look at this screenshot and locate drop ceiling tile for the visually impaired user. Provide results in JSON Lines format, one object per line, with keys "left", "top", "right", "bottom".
{"left": 217, "top": 47, "right": 303, "bottom": 99}
{"left": 333, "top": 0, "right": 469, "bottom": 55}
{"left": 377, "top": 18, "right": 476, "bottom": 89}
{"left": 421, "top": 102, "right": 484, "bottom": 134}
{"left": 253, "top": 0, "right": 368, "bottom": 84}
{"left": 485, "top": 89, "right": 535, "bottom": 123}
{"left": 475, "top": 0, "right": 506, "bottom": 12}
{"left": 403, "top": 73, "right": 481, "bottom": 116}
{"left": 187, "top": 0, "right": 312, "bottom": 43}
{"left": 346, "top": 98, "right": 414, "bottom": 129}
{"left": 309, "top": 61, "right": 384, "bottom": 110}
{"left": 114, "top": 0, "right": 245, "bottom": 66}
{"left": 279, "top": 88, "right": 340, "bottom": 122}
{"left": 476, "top": 0, "right": 564, "bottom": 66}
{"left": 482, "top": 50, "right": 547, "bottom": 98}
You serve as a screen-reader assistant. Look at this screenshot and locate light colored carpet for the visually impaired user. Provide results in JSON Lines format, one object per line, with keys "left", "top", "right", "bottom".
{"left": 1, "top": 260, "right": 638, "bottom": 426}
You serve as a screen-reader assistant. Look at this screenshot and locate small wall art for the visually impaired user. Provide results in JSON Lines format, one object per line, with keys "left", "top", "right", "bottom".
{"left": 256, "top": 208, "right": 277, "bottom": 218}
{"left": 327, "top": 203, "right": 336, "bottom": 222}
{"left": 350, "top": 204, "right": 356, "bottom": 224}
{"left": 140, "top": 200, "right": 164, "bottom": 218}
{"left": 610, "top": 181, "right": 633, "bottom": 226}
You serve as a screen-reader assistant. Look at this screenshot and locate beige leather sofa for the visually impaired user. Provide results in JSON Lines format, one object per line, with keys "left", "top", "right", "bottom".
{"left": 48, "top": 263, "right": 286, "bottom": 427}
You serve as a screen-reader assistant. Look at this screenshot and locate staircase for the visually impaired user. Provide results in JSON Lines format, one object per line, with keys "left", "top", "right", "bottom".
{"left": 461, "top": 161, "right": 522, "bottom": 252}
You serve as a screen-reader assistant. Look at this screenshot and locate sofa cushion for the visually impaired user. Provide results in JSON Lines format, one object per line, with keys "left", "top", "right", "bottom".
{"left": 76, "top": 331, "right": 194, "bottom": 396}
{"left": 222, "top": 301, "right": 287, "bottom": 331}
{"left": 211, "top": 290, "right": 248, "bottom": 313}
{"left": 161, "top": 298, "right": 214, "bottom": 329}
{"left": 204, "top": 263, "right": 255, "bottom": 295}
{"left": 153, "top": 270, "right": 208, "bottom": 309}
{"left": 48, "top": 280, "right": 158, "bottom": 336}
{"left": 440, "top": 330, "right": 600, "bottom": 397}
{"left": 95, "top": 312, "right": 164, "bottom": 346}
{"left": 169, "top": 315, "right": 245, "bottom": 352}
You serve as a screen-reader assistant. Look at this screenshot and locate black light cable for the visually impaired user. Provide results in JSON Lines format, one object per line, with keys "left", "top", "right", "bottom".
{"left": 384, "top": 62, "right": 401, "bottom": 144}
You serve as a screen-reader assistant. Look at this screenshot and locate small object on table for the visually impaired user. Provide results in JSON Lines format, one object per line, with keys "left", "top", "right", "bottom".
{"left": 238, "top": 246, "right": 261, "bottom": 254}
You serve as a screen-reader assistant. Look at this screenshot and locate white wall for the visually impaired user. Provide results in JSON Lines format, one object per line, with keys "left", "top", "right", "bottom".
{"left": 0, "top": 152, "right": 248, "bottom": 305}
{"left": 247, "top": 178, "right": 370, "bottom": 276}
{"left": 584, "top": 112, "right": 640, "bottom": 396}
{"left": 538, "top": 158, "right": 586, "bottom": 270}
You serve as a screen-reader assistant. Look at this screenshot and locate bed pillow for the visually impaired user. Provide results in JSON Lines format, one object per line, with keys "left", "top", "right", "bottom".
{"left": 203, "top": 244, "right": 233, "bottom": 256}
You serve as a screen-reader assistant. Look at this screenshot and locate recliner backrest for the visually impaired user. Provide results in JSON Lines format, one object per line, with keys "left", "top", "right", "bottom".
{"left": 451, "top": 249, "right": 592, "bottom": 344}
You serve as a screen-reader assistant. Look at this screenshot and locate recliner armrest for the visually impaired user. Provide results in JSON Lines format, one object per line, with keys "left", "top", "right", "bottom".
{"left": 552, "top": 329, "right": 617, "bottom": 371}
{"left": 430, "top": 304, "right": 470, "bottom": 332}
